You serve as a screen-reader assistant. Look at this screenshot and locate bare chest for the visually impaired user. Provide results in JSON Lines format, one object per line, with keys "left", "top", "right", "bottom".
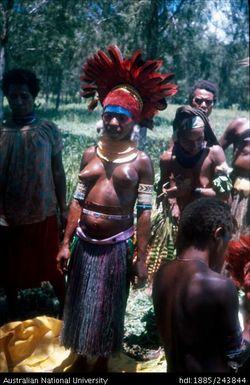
{"left": 170, "top": 153, "right": 215, "bottom": 186}
{"left": 80, "top": 155, "right": 139, "bottom": 188}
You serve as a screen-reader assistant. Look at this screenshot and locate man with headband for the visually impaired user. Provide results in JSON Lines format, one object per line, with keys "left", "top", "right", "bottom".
{"left": 56, "top": 45, "right": 177, "bottom": 372}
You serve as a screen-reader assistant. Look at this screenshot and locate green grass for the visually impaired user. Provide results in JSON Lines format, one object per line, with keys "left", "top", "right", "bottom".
{"left": 39, "top": 102, "right": 248, "bottom": 138}
{"left": 37, "top": 102, "right": 248, "bottom": 205}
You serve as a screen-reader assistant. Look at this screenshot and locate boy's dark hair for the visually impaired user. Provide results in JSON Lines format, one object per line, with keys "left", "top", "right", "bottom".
{"left": 2, "top": 69, "right": 40, "bottom": 98}
{"left": 176, "top": 198, "right": 233, "bottom": 254}
{"left": 188, "top": 80, "right": 218, "bottom": 104}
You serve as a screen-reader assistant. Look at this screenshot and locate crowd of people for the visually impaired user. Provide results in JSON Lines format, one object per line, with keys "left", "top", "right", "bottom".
{"left": 0, "top": 45, "right": 249, "bottom": 374}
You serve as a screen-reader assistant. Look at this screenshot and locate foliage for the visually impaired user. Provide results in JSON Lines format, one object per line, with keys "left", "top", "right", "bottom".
{"left": 0, "top": 0, "right": 249, "bottom": 116}
{"left": 62, "top": 132, "right": 95, "bottom": 203}
{"left": 147, "top": 208, "right": 177, "bottom": 281}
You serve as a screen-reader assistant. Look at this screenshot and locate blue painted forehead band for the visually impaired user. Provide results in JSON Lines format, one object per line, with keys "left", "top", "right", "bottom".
{"left": 103, "top": 105, "right": 133, "bottom": 118}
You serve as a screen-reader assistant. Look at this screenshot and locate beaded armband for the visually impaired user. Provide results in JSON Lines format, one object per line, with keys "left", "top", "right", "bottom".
{"left": 73, "top": 180, "right": 87, "bottom": 201}
{"left": 137, "top": 184, "right": 153, "bottom": 210}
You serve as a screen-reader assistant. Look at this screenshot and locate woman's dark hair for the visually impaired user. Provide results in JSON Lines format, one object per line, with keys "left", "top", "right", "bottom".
{"left": 173, "top": 105, "right": 219, "bottom": 146}
{"left": 188, "top": 80, "right": 218, "bottom": 104}
{"left": 2, "top": 69, "right": 40, "bottom": 98}
{"left": 176, "top": 198, "right": 233, "bottom": 254}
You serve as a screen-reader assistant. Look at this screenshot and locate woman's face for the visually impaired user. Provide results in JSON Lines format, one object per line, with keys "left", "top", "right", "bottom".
{"left": 7, "top": 84, "right": 34, "bottom": 117}
{"left": 102, "top": 112, "right": 134, "bottom": 141}
{"left": 178, "top": 126, "right": 205, "bottom": 156}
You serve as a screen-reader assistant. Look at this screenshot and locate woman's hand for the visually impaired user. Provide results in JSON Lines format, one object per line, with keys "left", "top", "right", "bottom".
{"left": 163, "top": 178, "right": 192, "bottom": 198}
{"left": 131, "top": 260, "right": 148, "bottom": 288}
{"left": 170, "top": 202, "right": 180, "bottom": 222}
{"left": 56, "top": 244, "right": 71, "bottom": 275}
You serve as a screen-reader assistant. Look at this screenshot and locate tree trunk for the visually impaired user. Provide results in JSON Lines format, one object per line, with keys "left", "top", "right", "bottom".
{"left": 145, "top": 0, "right": 159, "bottom": 59}
{"left": 0, "top": 46, "right": 5, "bottom": 122}
{"left": 0, "top": 1, "right": 13, "bottom": 121}
{"left": 43, "top": 70, "right": 50, "bottom": 110}
{"left": 55, "top": 72, "right": 62, "bottom": 111}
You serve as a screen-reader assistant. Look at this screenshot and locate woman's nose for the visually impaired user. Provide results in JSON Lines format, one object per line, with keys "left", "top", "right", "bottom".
{"left": 109, "top": 117, "right": 119, "bottom": 125}
{"left": 14, "top": 96, "right": 23, "bottom": 105}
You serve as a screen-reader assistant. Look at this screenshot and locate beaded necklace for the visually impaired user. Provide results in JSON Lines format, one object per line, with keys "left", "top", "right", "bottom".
{"left": 97, "top": 135, "right": 138, "bottom": 163}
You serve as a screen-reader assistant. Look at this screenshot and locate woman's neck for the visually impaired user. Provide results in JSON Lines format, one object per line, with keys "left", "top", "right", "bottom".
{"left": 12, "top": 111, "right": 37, "bottom": 126}
{"left": 96, "top": 134, "right": 138, "bottom": 163}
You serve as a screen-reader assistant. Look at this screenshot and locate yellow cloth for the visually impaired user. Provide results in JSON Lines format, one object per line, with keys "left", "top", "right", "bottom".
{"left": 0, "top": 316, "right": 166, "bottom": 373}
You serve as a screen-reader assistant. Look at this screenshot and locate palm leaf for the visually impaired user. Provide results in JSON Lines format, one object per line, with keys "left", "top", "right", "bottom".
{"left": 147, "top": 205, "right": 177, "bottom": 281}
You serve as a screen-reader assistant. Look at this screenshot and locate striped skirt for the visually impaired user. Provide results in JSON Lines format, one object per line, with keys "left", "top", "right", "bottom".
{"left": 61, "top": 238, "right": 131, "bottom": 357}
{"left": 231, "top": 190, "right": 250, "bottom": 237}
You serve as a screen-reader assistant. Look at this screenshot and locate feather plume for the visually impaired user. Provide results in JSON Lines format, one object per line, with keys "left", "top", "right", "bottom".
{"left": 80, "top": 45, "right": 177, "bottom": 124}
{"left": 225, "top": 234, "right": 250, "bottom": 289}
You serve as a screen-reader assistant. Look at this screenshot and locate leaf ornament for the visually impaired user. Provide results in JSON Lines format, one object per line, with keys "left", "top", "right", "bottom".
{"left": 146, "top": 205, "right": 178, "bottom": 281}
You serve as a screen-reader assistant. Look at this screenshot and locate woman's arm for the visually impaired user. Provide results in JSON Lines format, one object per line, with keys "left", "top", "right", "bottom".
{"left": 133, "top": 153, "right": 154, "bottom": 287}
{"left": 52, "top": 151, "right": 67, "bottom": 219}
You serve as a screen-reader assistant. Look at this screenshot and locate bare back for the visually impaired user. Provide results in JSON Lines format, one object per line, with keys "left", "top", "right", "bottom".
{"left": 153, "top": 259, "right": 240, "bottom": 372}
{"left": 220, "top": 118, "right": 250, "bottom": 178}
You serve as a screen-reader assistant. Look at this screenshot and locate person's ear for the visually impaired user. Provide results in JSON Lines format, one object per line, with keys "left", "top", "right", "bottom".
{"left": 214, "top": 227, "right": 224, "bottom": 241}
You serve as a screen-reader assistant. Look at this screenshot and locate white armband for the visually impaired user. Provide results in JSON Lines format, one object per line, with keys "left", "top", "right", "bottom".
{"left": 137, "top": 184, "right": 153, "bottom": 210}
{"left": 73, "top": 180, "right": 87, "bottom": 201}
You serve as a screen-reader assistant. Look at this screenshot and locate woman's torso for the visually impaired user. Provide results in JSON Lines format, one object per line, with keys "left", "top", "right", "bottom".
{"left": 78, "top": 147, "right": 142, "bottom": 238}
{"left": 170, "top": 147, "right": 216, "bottom": 209}
{"left": 0, "top": 118, "right": 62, "bottom": 225}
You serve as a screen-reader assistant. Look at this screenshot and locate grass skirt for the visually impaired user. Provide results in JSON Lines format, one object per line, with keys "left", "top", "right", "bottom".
{"left": 61, "top": 238, "right": 130, "bottom": 357}
{"left": 231, "top": 190, "right": 250, "bottom": 237}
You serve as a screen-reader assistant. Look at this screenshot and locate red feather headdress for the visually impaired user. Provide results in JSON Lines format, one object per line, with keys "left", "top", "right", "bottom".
{"left": 225, "top": 234, "right": 250, "bottom": 298}
{"left": 80, "top": 45, "right": 178, "bottom": 124}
